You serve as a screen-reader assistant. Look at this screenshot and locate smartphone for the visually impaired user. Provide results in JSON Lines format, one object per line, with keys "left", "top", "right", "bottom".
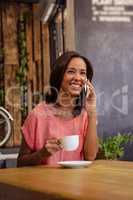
{"left": 84, "top": 83, "right": 87, "bottom": 96}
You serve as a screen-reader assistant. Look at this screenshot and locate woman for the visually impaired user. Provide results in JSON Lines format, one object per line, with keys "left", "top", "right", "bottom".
{"left": 17, "top": 51, "right": 98, "bottom": 167}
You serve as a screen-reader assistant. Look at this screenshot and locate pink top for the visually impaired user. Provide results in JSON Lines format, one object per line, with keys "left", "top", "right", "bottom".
{"left": 22, "top": 102, "right": 89, "bottom": 165}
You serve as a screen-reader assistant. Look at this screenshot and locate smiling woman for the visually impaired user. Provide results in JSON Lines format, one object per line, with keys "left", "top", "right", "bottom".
{"left": 17, "top": 51, "right": 98, "bottom": 167}
{"left": 61, "top": 57, "right": 87, "bottom": 97}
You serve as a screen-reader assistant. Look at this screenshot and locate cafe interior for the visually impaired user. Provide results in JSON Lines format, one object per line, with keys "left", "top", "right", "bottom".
{"left": 0, "top": 0, "right": 133, "bottom": 200}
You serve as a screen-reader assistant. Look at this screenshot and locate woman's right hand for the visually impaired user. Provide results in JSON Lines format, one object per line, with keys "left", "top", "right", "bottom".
{"left": 44, "top": 138, "right": 62, "bottom": 155}
{"left": 84, "top": 80, "right": 97, "bottom": 115}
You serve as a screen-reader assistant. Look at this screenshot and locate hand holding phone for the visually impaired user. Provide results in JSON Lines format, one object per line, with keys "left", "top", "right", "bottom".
{"left": 84, "top": 80, "right": 97, "bottom": 113}
{"left": 84, "top": 79, "right": 90, "bottom": 98}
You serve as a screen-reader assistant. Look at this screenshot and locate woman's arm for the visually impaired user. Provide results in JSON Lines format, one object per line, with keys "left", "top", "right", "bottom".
{"left": 17, "top": 136, "right": 50, "bottom": 167}
{"left": 83, "top": 80, "right": 98, "bottom": 161}
{"left": 17, "top": 136, "right": 62, "bottom": 167}
{"left": 84, "top": 112, "right": 98, "bottom": 161}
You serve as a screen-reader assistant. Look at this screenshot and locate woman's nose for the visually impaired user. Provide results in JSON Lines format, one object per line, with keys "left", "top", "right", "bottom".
{"left": 73, "top": 72, "right": 82, "bottom": 80}
{"left": 73, "top": 73, "right": 86, "bottom": 84}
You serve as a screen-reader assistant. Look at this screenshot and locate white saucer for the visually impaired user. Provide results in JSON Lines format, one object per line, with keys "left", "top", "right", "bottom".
{"left": 57, "top": 161, "right": 92, "bottom": 168}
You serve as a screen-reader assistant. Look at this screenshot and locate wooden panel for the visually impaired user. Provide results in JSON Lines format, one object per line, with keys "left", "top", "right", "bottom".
{"left": 65, "top": 0, "right": 76, "bottom": 51}
{"left": 4, "top": 65, "right": 15, "bottom": 146}
{"left": 4, "top": 65, "right": 21, "bottom": 147}
{"left": 42, "top": 24, "right": 50, "bottom": 89}
{"left": 26, "top": 7, "right": 33, "bottom": 81}
{"left": 37, "top": 60, "right": 43, "bottom": 94}
{"left": 33, "top": 4, "right": 41, "bottom": 61}
{"left": 2, "top": 3, "right": 15, "bottom": 146}
{"left": 0, "top": 7, "right": 2, "bottom": 50}
{"left": 2, "top": 4, "right": 18, "bottom": 65}
{"left": 25, "top": 6, "right": 33, "bottom": 112}
{"left": 32, "top": 61, "right": 37, "bottom": 104}
{"left": 27, "top": 82, "right": 32, "bottom": 112}
{"left": 11, "top": 68, "right": 21, "bottom": 146}
{"left": 2, "top": 3, "right": 21, "bottom": 147}
{"left": 1, "top": 2, "right": 51, "bottom": 146}
{"left": 32, "top": 4, "right": 42, "bottom": 106}
{"left": 0, "top": 5, "right": 4, "bottom": 92}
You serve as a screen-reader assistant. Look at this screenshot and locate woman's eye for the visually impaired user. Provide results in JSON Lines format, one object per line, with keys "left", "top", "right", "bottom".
{"left": 81, "top": 72, "right": 87, "bottom": 76}
{"left": 66, "top": 69, "right": 86, "bottom": 76}
{"left": 67, "top": 70, "right": 75, "bottom": 74}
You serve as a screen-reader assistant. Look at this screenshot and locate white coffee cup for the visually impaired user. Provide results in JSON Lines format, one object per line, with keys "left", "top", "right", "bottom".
{"left": 60, "top": 135, "right": 79, "bottom": 151}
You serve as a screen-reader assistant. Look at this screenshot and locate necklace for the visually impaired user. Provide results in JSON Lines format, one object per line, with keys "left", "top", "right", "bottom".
{"left": 53, "top": 103, "right": 74, "bottom": 119}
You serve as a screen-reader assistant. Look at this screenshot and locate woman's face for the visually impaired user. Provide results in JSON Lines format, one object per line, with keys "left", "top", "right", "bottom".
{"left": 61, "top": 57, "right": 87, "bottom": 97}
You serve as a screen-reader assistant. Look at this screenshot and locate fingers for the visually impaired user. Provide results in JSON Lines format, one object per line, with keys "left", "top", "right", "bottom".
{"left": 46, "top": 137, "right": 58, "bottom": 144}
{"left": 45, "top": 138, "right": 62, "bottom": 155}
{"left": 86, "top": 80, "right": 95, "bottom": 92}
{"left": 84, "top": 79, "right": 96, "bottom": 99}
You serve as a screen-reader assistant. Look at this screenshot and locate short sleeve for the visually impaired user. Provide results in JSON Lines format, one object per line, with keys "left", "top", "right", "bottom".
{"left": 21, "top": 111, "right": 37, "bottom": 150}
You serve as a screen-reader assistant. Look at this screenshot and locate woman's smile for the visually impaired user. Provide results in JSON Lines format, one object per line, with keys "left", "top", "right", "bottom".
{"left": 61, "top": 57, "right": 87, "bottom": 96}
{"left": 70, "top": 82, "right": 82, "bottom": 90}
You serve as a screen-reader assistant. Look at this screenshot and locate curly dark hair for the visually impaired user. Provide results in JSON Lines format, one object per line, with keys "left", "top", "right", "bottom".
{"left": 45, "top": 51, "right": 94, "bottom": 116}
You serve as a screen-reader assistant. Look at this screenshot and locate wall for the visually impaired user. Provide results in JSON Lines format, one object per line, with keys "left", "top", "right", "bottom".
{"left": 75, "top": 0, "right": 133, "bottom": 160}
{"left": 0, "top": 2, "right": 50, "bottom": 147}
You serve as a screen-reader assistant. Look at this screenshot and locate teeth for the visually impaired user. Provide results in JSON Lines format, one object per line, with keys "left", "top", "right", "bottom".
{"left": 71, "top": 84, "right": 81, "bottom": 89}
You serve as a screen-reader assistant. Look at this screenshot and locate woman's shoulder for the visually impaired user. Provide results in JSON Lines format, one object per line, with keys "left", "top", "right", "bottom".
{"left": 30, "top": 101, "right": 55, "bottom": 119}
{"left": 32, "top": 101, "right": 46, "bottom": 112}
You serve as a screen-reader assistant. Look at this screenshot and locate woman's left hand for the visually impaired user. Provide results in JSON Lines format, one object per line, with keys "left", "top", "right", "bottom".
{"left": 85, "top": 80, "right": 97, "bottom": 115}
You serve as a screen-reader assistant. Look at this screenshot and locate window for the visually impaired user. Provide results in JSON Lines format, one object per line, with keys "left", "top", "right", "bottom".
{"left": 49, "top": 0, "right": 66, "bottom": 67}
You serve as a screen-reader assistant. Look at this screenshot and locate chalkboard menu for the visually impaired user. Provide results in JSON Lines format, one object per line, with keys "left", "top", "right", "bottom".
{"left": 92, "top": 0, "right": 133, "bottom": 22}
{"left": 75, "top": 0, "right": 133, "bottom": 160}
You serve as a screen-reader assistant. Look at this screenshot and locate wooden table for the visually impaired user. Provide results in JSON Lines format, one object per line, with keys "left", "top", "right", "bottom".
{"left": 0, "top": 160, "right": 133, "bottom": 200}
